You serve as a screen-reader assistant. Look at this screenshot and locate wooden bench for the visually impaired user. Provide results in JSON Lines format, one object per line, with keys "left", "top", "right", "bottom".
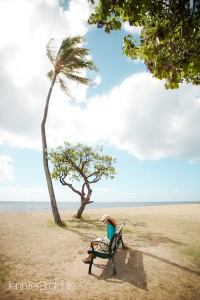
{"left": 87, "top": 222, "right": 125, "bottom": 275}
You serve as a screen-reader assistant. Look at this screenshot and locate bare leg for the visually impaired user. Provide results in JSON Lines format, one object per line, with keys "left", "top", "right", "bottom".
{"left": 87, "top": 241, "right": 98, "bottom": 260}
{"left": 83, "top": 240, "right": 101, "bottom": 263}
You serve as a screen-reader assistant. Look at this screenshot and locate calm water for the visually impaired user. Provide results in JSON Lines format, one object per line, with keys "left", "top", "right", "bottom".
{"left": 0, "top": 201, "right": 197, "bottom": 212}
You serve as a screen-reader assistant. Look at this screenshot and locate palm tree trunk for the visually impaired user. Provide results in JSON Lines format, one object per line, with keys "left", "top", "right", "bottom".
{"left": 41, "top": 73, "right": 62, "bottom": 225}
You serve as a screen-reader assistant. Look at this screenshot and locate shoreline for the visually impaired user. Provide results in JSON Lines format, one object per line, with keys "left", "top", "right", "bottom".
{"left": 0, "top": 204, "right": 200, "bottom": 224}
{"left": 0, "top": 204, "right": 200, "bottom": 299}
{"left": 0, "top": 201, "right": 199, "bottom": 214}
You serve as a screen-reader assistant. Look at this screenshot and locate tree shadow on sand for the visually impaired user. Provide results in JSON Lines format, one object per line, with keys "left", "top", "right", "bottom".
{"left": 91, "top": 249, "right": 148, "bottom": 291}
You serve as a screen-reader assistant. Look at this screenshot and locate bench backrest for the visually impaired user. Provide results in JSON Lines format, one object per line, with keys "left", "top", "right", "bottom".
{"left": 108, "top": 222, "right": 125, "bottom": 254}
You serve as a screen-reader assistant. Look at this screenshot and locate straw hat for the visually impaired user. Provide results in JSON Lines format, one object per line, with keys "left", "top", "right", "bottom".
{"left": 101, "top": 214, "right": 109, "bottom": 222}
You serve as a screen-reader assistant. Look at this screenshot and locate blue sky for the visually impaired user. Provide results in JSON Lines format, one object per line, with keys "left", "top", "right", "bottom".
{"left": 0, "top": 0, "right": 200, "bottom": 203}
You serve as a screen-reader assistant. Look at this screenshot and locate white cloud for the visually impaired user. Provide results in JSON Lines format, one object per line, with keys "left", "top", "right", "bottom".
{"left": 1, "top": 1, "right": 200, "bottom": 163}
{"left": 0, "top": 156, "right": 14, "bottom": 182}
{"left": 46, "top": 72, "right": 200, "bottom": 162}
{"left": 122, "top": 22, "right": 142, "bottom": 35}
{"left": 0, "top": 186, "right": 47, "bottom": 201}
{"left": 86, "top": 73, "right": 200, "bottom": 162}
{"left": 93, "top": 75, "right": 102, "bottom": 87}
{"left": 0, "top": 0, "right": 93, "bottom": 149}
{"left": 0, "top": 184, "right": 84, "bottom": 202}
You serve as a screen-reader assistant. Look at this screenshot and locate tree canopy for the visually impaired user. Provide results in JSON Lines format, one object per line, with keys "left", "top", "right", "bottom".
{"left": 88, "top": 0, "right": 200, "bottom": 89}
{"left": 49, "top": 142, "right": 116, "bottom": 218}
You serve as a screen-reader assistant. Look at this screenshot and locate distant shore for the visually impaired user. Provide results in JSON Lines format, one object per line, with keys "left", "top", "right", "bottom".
{"left": 0, "top": 200, "right": 198, "bottom": 213}
{"left": 0, "top": 204, "right": 200, "bottom": 300}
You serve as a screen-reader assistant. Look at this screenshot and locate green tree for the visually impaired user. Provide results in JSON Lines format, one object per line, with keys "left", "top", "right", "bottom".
{"left": 88, "top": 0, "right": 200, "bottom": 89}
{"left": 48, "top": 142, "right": 116, "bottom": 218}
{"left": 41, "top": 36, "right": 97, "bottom": 225}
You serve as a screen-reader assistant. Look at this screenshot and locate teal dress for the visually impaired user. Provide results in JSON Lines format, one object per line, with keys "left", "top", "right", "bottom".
{"left": 107, "top": 223, "right": 115, "bottom": 240}
{"left": 99, "top": 223, "right": 116, "bottom": 251}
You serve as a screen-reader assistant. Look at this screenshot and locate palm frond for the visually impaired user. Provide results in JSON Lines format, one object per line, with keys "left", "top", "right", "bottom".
{"left": 62, "top": 61, "right": 97, "bottom": 75}
{"left": 59, "top": 48, "right": 89, "bottom": 67}
{"left": 47, "top": 70, "right": 55, "bottom": 81}
{"left": 58, "top": 77, "right": 74, "bottom": 99}
{"left": 47, "top": 35, "right": 98, "bottom": 95}
{"left": 64, "top": 73, "right": 91, "bottom": 85}
{"left": 57, "top": 36, "right": 84, "bottom": 61}
{"left": 46, "top": 38, "right": 57, "bottom": 65}
{"left": 62, "top": 36, "right": 85, "bottom": 50}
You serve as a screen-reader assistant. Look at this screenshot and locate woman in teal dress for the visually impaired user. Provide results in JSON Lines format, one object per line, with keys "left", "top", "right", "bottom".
{"left": 83, "top": 214, "right": 117, "bottom": 263}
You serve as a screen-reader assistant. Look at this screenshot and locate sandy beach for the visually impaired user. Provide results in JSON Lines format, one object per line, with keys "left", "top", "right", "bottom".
{"left": 0, "top": 204, "right": 200, "bottom": 300}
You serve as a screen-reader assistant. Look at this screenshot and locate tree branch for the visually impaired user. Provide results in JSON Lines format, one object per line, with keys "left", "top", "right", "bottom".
{"left": 59, "top": 175, "right": 82, "bottom": 197}
{"left": 82, "top": 182, "right": 86, "bottom": 196}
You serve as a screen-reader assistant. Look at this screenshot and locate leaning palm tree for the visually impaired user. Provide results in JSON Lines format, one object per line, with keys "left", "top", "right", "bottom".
{"left": 41, "top": 36, "right": 97, "bottom": 225}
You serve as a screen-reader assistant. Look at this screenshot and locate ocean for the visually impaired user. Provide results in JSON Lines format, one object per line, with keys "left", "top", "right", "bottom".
{"left": 0, "top": 201, "right": 197, "bottom": 213}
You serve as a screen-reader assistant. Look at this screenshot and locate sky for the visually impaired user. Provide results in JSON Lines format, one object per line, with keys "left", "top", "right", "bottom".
{"left": 0, "top": 0, "right": 200, "bottom": 203}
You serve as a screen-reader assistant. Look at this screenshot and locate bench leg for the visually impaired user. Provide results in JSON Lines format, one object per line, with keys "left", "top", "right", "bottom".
{"left": 122, "top": 239, "right": 125, "bottom": 249}
{"left": 111, "top": 258, "right": 116, "bottom": 275}
{"left": 88, "top": 257, "right": 94, "bottom": 274}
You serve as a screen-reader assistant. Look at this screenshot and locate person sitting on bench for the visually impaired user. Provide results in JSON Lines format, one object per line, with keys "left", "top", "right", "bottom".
{"left": 82, "top": 214, "right": 117, "bottom": 263}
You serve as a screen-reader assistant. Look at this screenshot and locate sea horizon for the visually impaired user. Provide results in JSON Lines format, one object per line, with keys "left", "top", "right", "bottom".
{"left": 0, "top": 200, "right": 198, "bottom": 213}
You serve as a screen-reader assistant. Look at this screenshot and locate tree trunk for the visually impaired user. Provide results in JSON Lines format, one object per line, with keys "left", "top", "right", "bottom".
{"left": 41, "top": 73, "right": 62, "bottom": 225}
{"left": 76, "top": 194, "right": 92, "bottom": 219}
{"left": 76, "top": 183, "right": 93, "bottom": 218}
{"left": 76, "top": 201, "right": 87, "bottom": 218}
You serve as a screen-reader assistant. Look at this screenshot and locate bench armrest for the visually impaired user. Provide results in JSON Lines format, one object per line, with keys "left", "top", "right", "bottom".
{"left": 116, "top": 222, "right": 125, "bottom": 234}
